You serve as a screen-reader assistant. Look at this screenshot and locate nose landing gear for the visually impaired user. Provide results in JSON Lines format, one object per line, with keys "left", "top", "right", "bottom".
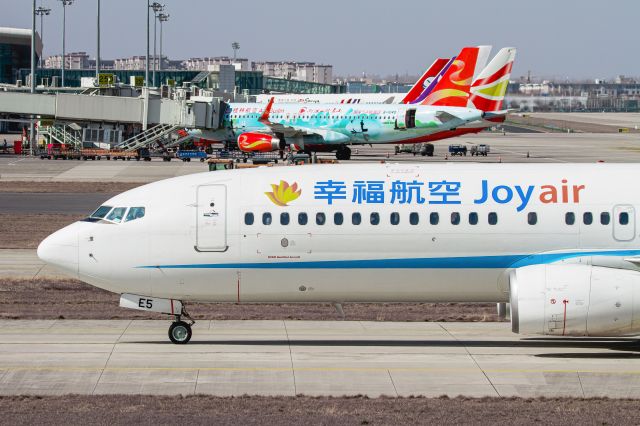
{"left": 168, "top": 306, "right": 195, "bottom": 344}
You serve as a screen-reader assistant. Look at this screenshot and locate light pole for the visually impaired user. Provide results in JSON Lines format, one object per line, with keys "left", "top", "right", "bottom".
{"left": 150, "top": 2, "right": 164, "bottom": 87}
{"left": 232, "top": 42, "right": 240, "bottom": 61}
{"left": 59, "top": 0, "right": 73, "bottom": 87}
{"left": 30, "top": 0, "right": 36, "bottom": 155}
{"left": 146, "top": 0, "right": 149, "bottom": 87}
{"left": 35, "top": 6, "right": 50, "bottom": 69}
{"left": 96, "top": 0, "right": 100, "bottom": 78}
{"left": 158, "top": 13, "right": 169, "bottom": 72}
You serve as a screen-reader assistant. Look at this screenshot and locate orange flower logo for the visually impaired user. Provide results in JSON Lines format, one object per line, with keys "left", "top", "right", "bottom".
{"left": 265, "top": 180, "right": 301, "bottom": 206}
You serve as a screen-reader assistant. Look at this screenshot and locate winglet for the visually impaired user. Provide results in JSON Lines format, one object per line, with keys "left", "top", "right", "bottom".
{"left": 259, "top": 97, "right": 275, "bottom": 123}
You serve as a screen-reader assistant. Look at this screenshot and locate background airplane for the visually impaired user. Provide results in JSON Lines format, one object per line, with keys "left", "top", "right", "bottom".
{"left": 255, "top": 46, "right": 491, "bottom": 105}
{"left": 178, "top": 46, "right": 514, "bottom": 159}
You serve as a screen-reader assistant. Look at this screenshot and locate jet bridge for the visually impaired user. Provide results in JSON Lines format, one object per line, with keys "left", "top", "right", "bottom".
{"left": 0, "top": 89, "right": 223, "bottom": 130}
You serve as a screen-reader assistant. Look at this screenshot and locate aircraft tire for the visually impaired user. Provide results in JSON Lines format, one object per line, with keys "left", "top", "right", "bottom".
{"left": 336, "top": 146, "right": 351, "bottom": 161}
{"left": 169, "top": 321, "right": 192, "bottom": 344}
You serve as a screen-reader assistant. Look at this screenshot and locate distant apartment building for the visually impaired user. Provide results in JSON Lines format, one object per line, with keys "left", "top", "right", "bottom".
{"left": 44, "top": 51, "right": 90, "bottom": 69}
{"left": 252, "top": 61, "right": 333, "bottom": 84}
{"left": 114, "top": 55, "right": 170, "bottom": 70}
{"left": 183, "top": 56, "right": 249, "bottom": 71}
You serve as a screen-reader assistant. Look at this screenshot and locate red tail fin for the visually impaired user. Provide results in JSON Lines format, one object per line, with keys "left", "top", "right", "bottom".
{"left": 469, "top": 47, "right": 517, "bottom": 112}
{"left": 400, "top": 58, "right": 450, "bottom": 104}
{"left": 259, "top": 97, "right": 275, "bottom": 123}
{"left": 420, "top": 47, "right": 480, "bottom": 107}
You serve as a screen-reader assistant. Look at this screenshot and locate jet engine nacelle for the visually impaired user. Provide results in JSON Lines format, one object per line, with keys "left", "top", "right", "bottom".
{"left": 510, "top": 264, "right": 640, "bottom": 336}
{"left": 237, "top": 132, "right": 281, "bottom": 153}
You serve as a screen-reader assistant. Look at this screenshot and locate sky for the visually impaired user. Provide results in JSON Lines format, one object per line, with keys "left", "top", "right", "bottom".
{"left": 2, "top": 0, "right": 639, "bottom": 80}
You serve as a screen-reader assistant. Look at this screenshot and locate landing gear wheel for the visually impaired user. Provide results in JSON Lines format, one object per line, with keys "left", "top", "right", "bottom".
{"left": 336, "top": 146, "right": 351, "bottom": 161}
{"left": 169, "top": 321, "right": 192, "bottom": 344}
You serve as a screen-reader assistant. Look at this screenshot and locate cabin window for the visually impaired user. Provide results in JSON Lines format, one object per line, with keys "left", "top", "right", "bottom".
{"left": 488, "top": 212, "right": 498, "bottom": 225}
{"left": 316, "top": 212, "right": 326, "bottom": 225}
{"left": 125, "top": 207, "right": 145, "bottom": 222}
{"left": 298, "top": 212, "right": 308, "bottom": 225}
{"left": 565, "top": 212, "right": 576, "bottom": 225}
{"left": 619, "top": 212, "right": 630, "bottom": 225}
{"left": 468, "top": 212, "right": 478, "bottom": 225}
{"left": 90, "top": 205, "right": 112, "bottom": 219}
{"left": 451, "top": 212, "right": 460, "bottom": 225}
{"left": 430, "top": 212, "right": 439, "bottom": 225}
{"left": 244, "top": 212, "right": 254, "bottom": 225}
{"left": 280, "top": 212, "right": 290, "bottom": 226}
{"left": 370, "top": 212, "right": 380, "bottom": 225}
{"left": 106, "top": 207, "right": 127, "bottom": 223}
{"left": 601, "top": 212, "right": 611, "bottom": 225}
{"left": 583, "top": 212, "right": 593, "bottom": 225}
{"left": 262, "top": 213, "right": 272, "bottom": 225}
{"left": 390, "top": 212, "right": 400, "bottom": 225}
{"left": 528, "top": 212, "right": 537, "bottom": 225}
{"left": 334, "top": 212, "right": 344, "bottom": 225}
{"left": 409, "top": 212, "right": 419, "bottom": 225}
{"left": 352, "top": 212, "right": 362, "bottom": 225}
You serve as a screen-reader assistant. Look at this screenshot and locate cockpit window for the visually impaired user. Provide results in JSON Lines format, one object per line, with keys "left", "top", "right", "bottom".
{"left": 90, "top": 205, "right": 112, "bottom": 219}
{"left": 125, "top": 207, "right": 146, "bottom": 222}
{"left": 106, "top": 207, "right": 127, "bottom": 223}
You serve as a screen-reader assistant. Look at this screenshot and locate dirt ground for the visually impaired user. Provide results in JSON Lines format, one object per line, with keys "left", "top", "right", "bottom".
{"left": 0, "top": 183, "right": 140, "bottom": 249}
{"left": 1, "top": 395, "right": 639, "bottom": 425}
{"left": 0, "top": 214, "right": 83, "bottom": 248}
{"left": 0, "top": 181, "right": 142, "bottom": 193}
{"left": 0, "top": 278, "right": 503, "bottom": 321}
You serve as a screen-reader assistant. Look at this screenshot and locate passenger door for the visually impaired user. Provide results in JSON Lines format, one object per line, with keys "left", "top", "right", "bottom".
{"left": 613, "top": 205, "right": 635, "bottom": 242}
{"left": 196, "top": 185, "right": 227, "bottom": 251}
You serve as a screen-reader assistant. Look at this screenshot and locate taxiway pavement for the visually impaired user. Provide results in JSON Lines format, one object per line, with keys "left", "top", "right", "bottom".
{"left": 0, "top": 249, "right": 66, "bottom": 279}
{"left": 1, "top": 320, "right": 639, "bottom": 397}
{"left": 2, "top": 134, "right": 640, "bottom": 184}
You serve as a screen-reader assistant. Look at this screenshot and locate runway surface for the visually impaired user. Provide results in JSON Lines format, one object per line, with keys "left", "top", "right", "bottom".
{"left": 1, "top": 320, "right": 640, "bottom": 397}
{"left": 0, "top": 249, "right": 66, "bottom": 279}
{"left": 0, "top": 192, "right": 116, "bottom": 214}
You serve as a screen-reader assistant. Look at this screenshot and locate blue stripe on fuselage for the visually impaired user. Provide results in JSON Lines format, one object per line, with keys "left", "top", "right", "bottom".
{"left": 138, "top": 249, "right": 640, "bottom": 270}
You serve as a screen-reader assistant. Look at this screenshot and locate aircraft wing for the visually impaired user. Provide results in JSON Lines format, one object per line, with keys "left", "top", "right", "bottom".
{"left": 257, "top": 98, "right": 350, "bottom": 144}
{"left": 257, "top": 97, "right": 314, "bottom": 137}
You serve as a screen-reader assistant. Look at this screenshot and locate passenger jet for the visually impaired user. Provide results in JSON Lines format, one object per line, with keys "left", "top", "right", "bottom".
{"left": 38, "top": 163, "right": 640, "bottom": 343}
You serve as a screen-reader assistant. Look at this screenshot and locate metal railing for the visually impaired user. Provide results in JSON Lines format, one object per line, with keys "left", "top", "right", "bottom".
{"left": 115, "top": 123, "right": 180, "bottom": 151}
{"left": 40, "top": 124, "right": 83, "bottom": 149}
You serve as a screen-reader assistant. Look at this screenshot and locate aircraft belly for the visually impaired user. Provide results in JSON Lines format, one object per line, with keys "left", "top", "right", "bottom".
{"left": 145, "top": 268, "right": 239, "bottom": 302}
{"left": 234, "top": 268, "right": 505, "bottom": 303}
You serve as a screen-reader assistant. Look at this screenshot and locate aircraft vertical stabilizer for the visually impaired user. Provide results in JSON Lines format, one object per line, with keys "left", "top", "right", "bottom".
{"left": 419, "top": 46, "right": 485, "bottom": 107}
{"left": 400, "top": 58, "right": 450, "bottom": 104}
{"left": 469, "top": 47, "right": 517, "bottom": 112}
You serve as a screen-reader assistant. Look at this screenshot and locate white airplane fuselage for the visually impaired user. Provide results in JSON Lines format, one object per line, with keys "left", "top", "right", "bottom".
{"left": 211, "top": 103, "right": 483, "bottom": 146}
{"left": 38, "top": 163, "right": 640, "bottom": 307}
{"left": 255, "top": 93, "right": 407, "bottom": 105}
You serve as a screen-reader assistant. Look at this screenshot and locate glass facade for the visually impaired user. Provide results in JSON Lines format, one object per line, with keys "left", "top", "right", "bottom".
{"left": 235, "top": 71, "right": 264, "bottom": 95}
{"left": 264, "top": 76, "right": 342, "bottom": 94}
{"left": 0, "top": 43, "right": 37, "bottom": 84}
{"left": 18, "top": 68, "right": 200, "bottom": 88}
{"left": 14, "top": 67, "right": 344, "bottom": 95}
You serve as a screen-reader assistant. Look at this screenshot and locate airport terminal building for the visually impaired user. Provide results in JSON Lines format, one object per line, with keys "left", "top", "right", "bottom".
{"left": 0, "top": 27, "right": 42, "bottom": 85}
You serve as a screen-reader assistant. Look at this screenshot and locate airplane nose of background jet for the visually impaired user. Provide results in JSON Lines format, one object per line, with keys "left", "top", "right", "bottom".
{"left": 37, "top": 225, "right": 79, "bottom": 278}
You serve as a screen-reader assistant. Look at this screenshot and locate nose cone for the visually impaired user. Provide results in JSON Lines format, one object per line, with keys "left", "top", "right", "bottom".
{"left": 37, "top": 224, "right": 79, "bottom": 278}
